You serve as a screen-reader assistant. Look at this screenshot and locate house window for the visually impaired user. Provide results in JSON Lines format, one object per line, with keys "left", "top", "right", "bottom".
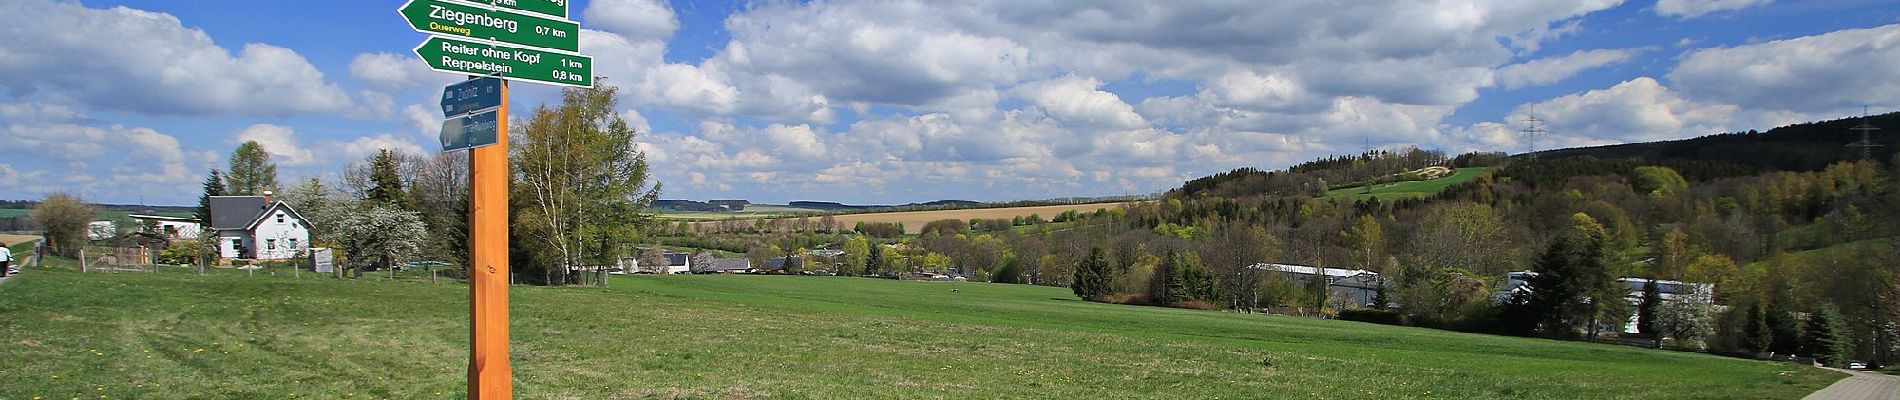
{"left": 266, "top": 239, "right": 276, "bottom": 250}
{"left": 277, "top": 213, "right": 285, "bottom": 223}
{"left": 289, "top": 238, "right": 298, "bottom": 250}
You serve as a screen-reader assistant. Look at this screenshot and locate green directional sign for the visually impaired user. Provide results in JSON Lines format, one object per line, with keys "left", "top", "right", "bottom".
{"left": 399, "top": 0, "right": 578, "bottom": 52}
{"left": 414, "top": 36, "right": 592, "bottom": 88}
{"left": 489, "top": 0, "right": 569, "bottom": 19}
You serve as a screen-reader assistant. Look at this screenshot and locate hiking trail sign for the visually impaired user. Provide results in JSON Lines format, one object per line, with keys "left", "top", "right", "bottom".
{"left": 442, "top": 76, "right": 502, "bottom": 115}
{"left": 439, "top": 108, "right": 500, "bottom": 152}
{"left": 399, "top": 0, "right": 578, "bottom": 52}
{"left": 398, "top": 0, "right": 593, "bottom": 397}
{"left": 414, "top": 36, "right": 593, "bottom": 88}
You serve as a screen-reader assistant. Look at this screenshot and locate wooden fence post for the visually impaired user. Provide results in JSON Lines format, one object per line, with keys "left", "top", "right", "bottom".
{"left": 80, "top": 248, "right": 87, "bottom": 273}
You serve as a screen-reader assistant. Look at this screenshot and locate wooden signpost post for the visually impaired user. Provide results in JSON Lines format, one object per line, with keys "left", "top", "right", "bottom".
{"left": 398, "top": 0, "right": 591, "bottom": 398}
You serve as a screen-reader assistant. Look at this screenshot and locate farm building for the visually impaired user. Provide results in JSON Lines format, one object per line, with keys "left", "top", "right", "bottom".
{"left": 700, "top": 258, "right": 753, "bottom": 274}
{"left": 128, "top": 214, "right": 202, "bottom": 240}
{"left": 1249, "top": 263, "right": 1385, "bottom": 308}
{"left": 1498, "top": 271, "right": 1716, "bottom": 333}
{"left": 708, "top": 200, "right": 749, "bottom": 211}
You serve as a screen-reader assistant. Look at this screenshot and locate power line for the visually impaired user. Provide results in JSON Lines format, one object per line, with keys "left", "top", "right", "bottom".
{"left": 1847, "top": 105, "right": 1882, "bottom": 161}
{"left": 1519, "top": 107, "right": 1547, "bottom": 159}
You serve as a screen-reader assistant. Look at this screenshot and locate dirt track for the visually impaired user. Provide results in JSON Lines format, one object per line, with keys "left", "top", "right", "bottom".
{"left": 0, "top": 234, "right": 40, "bottom": 245}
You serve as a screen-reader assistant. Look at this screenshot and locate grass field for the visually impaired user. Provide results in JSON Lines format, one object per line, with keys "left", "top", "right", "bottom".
{"left": 0, "top": 208, "right": 193, "bottom": 222}
{"left": 1326, "top": 167, "right": 1491, "bottom": 200}
{"left": 693, "top": 202, "right": 1138, "bottom": 234}
{"left": 652, "top": 204, "right": 834, "bottom": 221}
{"left": 0, "top": 258, "right": 1839, "bottom": 399}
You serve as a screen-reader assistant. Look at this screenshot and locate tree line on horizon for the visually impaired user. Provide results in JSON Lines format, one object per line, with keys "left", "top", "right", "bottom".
{"left": 26, "top": 86, "right": 1897, "bottom": 368}
{"left": 656, "top": 132, "right": 1898, "bottom": 367}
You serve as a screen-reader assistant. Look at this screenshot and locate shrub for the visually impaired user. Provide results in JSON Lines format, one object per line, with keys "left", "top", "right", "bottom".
{"left": 157, "top": 241, "right": 204, "bottom": 265}
{"left": 1338, "top": 309, "right": 1406, "bottom": 326}
{"left": 1173, "top": 300, "right": 1221, "bottom": 310}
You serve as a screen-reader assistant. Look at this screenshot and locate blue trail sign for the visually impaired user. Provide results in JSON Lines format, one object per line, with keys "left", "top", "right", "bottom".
{"left": 440, "top": 110, "right": 500, "bottom": 152}
{"left": 443, "top": 76, "right": 503, "bottom": 115}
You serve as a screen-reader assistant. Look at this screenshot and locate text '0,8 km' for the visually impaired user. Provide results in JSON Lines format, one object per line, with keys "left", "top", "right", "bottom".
{"left": 399, "top": 0, "right": 578, "bottom": 52}
{"left": 414, "top": 36, "right": 592, "bottom": 88}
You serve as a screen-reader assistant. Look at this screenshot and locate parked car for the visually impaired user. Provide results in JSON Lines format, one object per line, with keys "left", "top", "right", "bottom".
{"left": 1847, "top": 361, "right": 1867, "bottom": 370}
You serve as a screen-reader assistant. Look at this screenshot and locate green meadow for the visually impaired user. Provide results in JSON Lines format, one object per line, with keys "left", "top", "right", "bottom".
{"left": 1326, "top": 167, "right": 1492, "bottom": 200}
{"left": 0, "top": 262, "right": 1836, "bottom": 399}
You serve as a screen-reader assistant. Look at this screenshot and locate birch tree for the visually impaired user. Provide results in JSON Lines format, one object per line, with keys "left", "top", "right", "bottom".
{"left": 512, "top": 80, "right": 660, "bottom": 285}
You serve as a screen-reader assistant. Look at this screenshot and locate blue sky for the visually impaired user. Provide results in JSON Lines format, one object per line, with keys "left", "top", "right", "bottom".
{"left": 2, "top": 0, "right": 1897, "bottom": 206}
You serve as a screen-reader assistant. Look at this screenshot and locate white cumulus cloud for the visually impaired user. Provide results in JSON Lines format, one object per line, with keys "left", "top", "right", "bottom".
{"left": 1496, "top": 48, "right": 1639, "bottom": 89}
{"left": 1012, "top": 75, "right": 1148, "bottom": 131}
{"left": 1655, "top": 0, "right": 1772, "bottom": 18}
{"left": 583, "top": 0, "right": 679, "bottom": 41}
{"left": 1668, "top": 24, "right": 1900, "bottom": 114}
{"left": 1511, "top": 77, "right": 1804, "bottom": 146}
{"left": 0, "top": 0, "right": 351, "bottom": 116}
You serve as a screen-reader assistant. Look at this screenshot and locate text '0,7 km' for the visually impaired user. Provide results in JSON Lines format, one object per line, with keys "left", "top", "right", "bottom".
{"left": 414, "top": 36, "right": 592, "bottom": 88}
{"left": 486, "top": 0, "right": 568, "bottom": 19}
{"left": 399, "top": 0, "right": 579, "bottom": 52}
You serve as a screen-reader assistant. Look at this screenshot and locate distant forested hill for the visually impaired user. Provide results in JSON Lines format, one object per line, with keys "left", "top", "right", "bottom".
{"left": 1121, "top": 113, "right": 1900, "bottom": 363}
{"left": 1533, "top": 112, "right": 1899, "bottom": 172}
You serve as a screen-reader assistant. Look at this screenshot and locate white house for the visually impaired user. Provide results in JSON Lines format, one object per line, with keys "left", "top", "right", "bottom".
{"left": 616, "top": 251, "right": 693, "bottom": 274}
{"left": 208, "top": 195, "right": 312, "bottom": 260}
{"left": 128, "top": 214, "right": 202, "bottom": 239}
{"left": 660, "top": 252, "right": 692, "bottom": 274}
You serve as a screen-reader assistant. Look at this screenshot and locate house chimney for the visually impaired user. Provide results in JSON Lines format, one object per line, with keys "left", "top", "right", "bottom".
{"left": 263, "top": 190, "right": 274, "bottom": 203}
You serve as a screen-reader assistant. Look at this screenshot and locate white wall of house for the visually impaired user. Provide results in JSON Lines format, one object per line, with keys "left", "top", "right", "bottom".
{"left": 250, "top": 208, "right": 310, "bottom": 260}
{"left": 218, "top": 230, "right": 247, "bottom": 259}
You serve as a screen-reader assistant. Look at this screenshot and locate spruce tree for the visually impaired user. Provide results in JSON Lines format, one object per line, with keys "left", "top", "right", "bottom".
{"left": 1372, "top": 284, "right": 1389, "bottom": 310}
{"left": 1637, "top": 280, "right": 1662, "bottom": 336}
{"left": 1172, "top": 252, "right": 1216, "bottom": 302}
{"left": 195, "top": 169, "right": 225, "bottom": 224}
{"left": 1149, "top": 248, "right": 1180, "bottom": 304}
{"left": 1072, "top": 247, "right": 1109, "bottom": 300}
{"left": 1526, "top": 213, "right": 1612, "bottom": 338}
{"left": 1765, "top": 298, "right": 1803, "bottom": 354}
{"left": 865, "top": 243, "right": 884, "bottom": 277}
{"left": 1805, "top": 305, "right": 1850, "bottom": 366}
{"left": 366, "top": 149, "right": 410, "bottom": 210}
{"left": 1742, "top": 302, "right": 1772, "bottom": 353}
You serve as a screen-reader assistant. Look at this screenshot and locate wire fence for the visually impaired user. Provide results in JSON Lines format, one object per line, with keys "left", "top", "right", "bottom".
{"left": 15, "top": 244, "right": 467, "bottom": 284}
